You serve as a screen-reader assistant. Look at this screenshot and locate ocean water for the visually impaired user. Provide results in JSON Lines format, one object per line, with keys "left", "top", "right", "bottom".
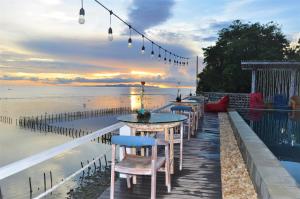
{"left": 0, "top": 86, "right": 193, "bottom": 199}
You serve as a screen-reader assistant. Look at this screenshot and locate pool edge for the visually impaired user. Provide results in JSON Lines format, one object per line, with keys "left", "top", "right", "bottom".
{"left": 228, "top": 111, "right": 300, "bottom": 199}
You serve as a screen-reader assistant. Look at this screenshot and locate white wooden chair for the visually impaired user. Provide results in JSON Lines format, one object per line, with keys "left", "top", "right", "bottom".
{"left": 171, "top": 105, "right": 194, "bottom": 140}
{"left": 110, "top": 135, "right": 171, "bottom": 199}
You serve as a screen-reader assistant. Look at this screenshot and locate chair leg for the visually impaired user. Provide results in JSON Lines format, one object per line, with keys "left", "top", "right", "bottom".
{"left": 151, "top": 171, "right": 157, "bottom": 199}
{"left": 133, "top": 175, "right": 137, "bottom": 184}
{"left": 126, "top": 175, "right": 131, "bottom": 188}
{"left": 165, "top": 142, "right": 171, "bottom": 192}
{"left": 180, "top": 123, "right": 183, "bottom": 171}
{"left": 110, "top": 162, "right": 115, "bottom": 198}
{"left": 195, "top": 112, "right": 199, "bottom": 130}
{"left": 166, "top": 162, "right": 171, "bottom": 192}
{"left": 188, "top": 114, "right": 191, "bottom": 140}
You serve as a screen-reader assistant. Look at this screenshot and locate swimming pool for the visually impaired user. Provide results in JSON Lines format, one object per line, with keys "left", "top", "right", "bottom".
{"left": 238, "top": 109, "right": 300, "bottom": 184}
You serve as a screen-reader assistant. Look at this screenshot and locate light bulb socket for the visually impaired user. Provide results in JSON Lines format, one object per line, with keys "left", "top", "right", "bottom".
{"left": 141, "top": 46, "right": 145, "bottom": 54}
{"left": 151, "top": 50, "right": 154, "bottom": 56}
{"left": 108, "top": 27, "right": 113, "bottom": 34}
{"left": 108, "top": 27, "right": 113, "bottom": 41}
{"left": 79, "top": 8, "right": 85, "bottom": 15}
{"left": 128, "top": 37, "right": 132, "bottom": 47}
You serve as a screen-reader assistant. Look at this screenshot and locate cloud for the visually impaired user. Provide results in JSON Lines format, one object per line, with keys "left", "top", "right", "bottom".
{"left": 0, "top": 75, "right": 40, "bottom": 81}
{"left": 201, "top": 36, "right": 218, "bottom": 42}
{"left": 128, "top": 0, "right": 175, "bottom": 32}
{"left": 21, "top": 37, "right": 193, "bottom": 64}
{"left": 208, "top": 21, "right": 232, "bottom": 31}
{"left": 0, "top": 49, "right": 115, "bottom": 73}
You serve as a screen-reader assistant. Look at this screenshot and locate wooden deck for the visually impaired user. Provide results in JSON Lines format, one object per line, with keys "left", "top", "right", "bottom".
{"left": 98, "top": 113, "right": 222, "bottom": 199}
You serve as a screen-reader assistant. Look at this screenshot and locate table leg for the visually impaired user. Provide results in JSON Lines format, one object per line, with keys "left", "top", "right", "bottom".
{"left": 164, "top": 128, "right": 171, "bottom": 174}
{"left": 131, "top": 128, "right": 137, "bottom": 184}
{"left": 170, "top": 128, "right": 174, "bottom": 174}
{"left": 180, "top": 122, "right": 183, "bottom": 171}
{"left": 141, "top": 131, "right": 145, "bottom": 156}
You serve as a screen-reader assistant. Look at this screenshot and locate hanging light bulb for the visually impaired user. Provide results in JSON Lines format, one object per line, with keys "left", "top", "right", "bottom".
{"left": 78, "top": 0, "right": 85, "bottom": 24}
{"left": 128, "top": 25, "right": 132, "bottom": 48}
{"left": 108, "top": 11, "right": 113, "bottom": 41}
{"left": 169, "top": 52, "right": 171, "bottom": 64}
{"left": 174, "top": 54, "right": 176, "bottom": 64}
{"left": 151, "top": 42, "right": 154, "bottom": 58}
{"left": 158, "top": 46, "right": 161, "bottom": 60}
{"left": 141, "top": 35, "right": 145, "bottom": 54}
{"left": 186, "top": 59, "right": 189, "bottom": 65}
{"left": 164, "top": 50, "right": 167, "bottom": 64}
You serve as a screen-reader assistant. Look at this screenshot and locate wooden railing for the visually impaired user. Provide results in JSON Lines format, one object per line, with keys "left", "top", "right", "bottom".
{"left": 202, "top": 92, "right": 250, "bottom": 108}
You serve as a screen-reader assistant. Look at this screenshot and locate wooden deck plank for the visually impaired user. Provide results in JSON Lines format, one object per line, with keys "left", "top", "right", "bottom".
{"left": 98, "top": 113, "right": 222, "bottom": 199}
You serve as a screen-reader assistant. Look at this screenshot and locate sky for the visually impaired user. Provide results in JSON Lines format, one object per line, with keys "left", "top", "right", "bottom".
{"left": 0, "top": 0, "right": 300, "bottom": 88}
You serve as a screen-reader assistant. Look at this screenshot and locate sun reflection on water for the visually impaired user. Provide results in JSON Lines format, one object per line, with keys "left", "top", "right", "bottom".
{"left": 130, "top": 87, "right": 140, "bottom": 110}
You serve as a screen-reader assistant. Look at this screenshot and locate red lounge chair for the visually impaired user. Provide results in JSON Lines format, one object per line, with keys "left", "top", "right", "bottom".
{"left": 249, "top": 92, "right": 264, "bottom": 109}
{"left": 204, "top": 96, "right": 229, "bottom": 112}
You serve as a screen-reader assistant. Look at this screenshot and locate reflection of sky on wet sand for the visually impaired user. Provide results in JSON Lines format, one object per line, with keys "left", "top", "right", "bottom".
{"left": 0, "top": 86, "right": 194, "bottom": 198}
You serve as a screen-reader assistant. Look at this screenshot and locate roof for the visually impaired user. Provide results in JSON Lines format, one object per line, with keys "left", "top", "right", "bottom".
{"left": 241, "top": 61, "right": 300, "bottom": 70}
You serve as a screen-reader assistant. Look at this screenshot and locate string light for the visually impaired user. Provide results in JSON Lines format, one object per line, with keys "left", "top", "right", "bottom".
{"left": 164, "top": 50, "right": 167, "bottom": 64}
{"left": 141, "top": 35, "right": 145, "bottom": 54}
{"left": 158, "top": 46, "right": 161, "bottom": 60}
{"left": 151, "top": 42, "right": 154, "bottom": 58}
{"left": 78, "top": 0, "right": 85, "bottom": 24}
{"left": 108, "top": 10, "right": 113, "bottom": 41}
{"left": 128, "top": 25, "right": 132, "bottom": 48}
{"left": 86, "top": 0, "right": 188, "bottom": 63}
{"left": 169, "top": 52, "right": 171, "bottom": 64}
{"left": 174, "top": 54, "right": 176, "bottom": 64}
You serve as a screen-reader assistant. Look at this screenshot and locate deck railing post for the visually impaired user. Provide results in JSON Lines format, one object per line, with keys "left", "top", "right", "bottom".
{"left": 251, "top": 69, "right": 256, "bottom": 93}
{"left": 289, "top": 69, "right": 296, "bottom": 98}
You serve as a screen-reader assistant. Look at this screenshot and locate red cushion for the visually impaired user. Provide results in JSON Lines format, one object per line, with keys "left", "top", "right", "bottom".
{"left": 249, "top": 92, "right": 264, "bottom": 109}
{"left": 204, "top": 96, "right": 229, "bottom": 112}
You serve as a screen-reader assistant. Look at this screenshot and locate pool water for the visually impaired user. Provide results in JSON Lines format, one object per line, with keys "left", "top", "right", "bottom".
{"left": 238, "top": 109, "right": 300, "bottom": 184}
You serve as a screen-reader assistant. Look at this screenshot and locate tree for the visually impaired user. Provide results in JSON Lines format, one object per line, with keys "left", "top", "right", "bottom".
{"left": 285, "top": 39, "right": 300, "bottom": 60}
{"left": 197, "top": 20, "right": 289, "bottom": 93}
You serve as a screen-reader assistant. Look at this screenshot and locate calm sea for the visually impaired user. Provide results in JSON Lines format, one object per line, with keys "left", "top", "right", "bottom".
{"left": 0, "top": 86, "right": 193, "bottom": 199}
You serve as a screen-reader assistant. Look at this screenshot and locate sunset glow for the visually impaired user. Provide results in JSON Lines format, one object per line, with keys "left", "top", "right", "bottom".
{"left": 0, "top": 0, "right": 299, "bottom": 87}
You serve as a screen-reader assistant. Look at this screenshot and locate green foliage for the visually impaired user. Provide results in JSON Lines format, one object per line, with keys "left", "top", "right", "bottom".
{"left": 285, "top": 39, "right": 300, "bottom": 60}
{"left": 197, "top": 20, "right": 292, "bottom": 93}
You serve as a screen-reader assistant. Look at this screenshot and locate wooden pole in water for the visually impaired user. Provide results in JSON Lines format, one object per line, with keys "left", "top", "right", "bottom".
{"left": 104, "top": 155, "right": 108, "bottom": 167}
{"left": 0, "top": 185, "right": 3, "bottom": 199}
{"left": 98, "top": 158, "right": 102, "bottom": 170}
{"left": 29, "top": 177, "right": 33, "bottom": 193}
{"left": 50, "top": 171, "right": 53, "bottom": 188}
{"left": 43, "top": 172, "right": 46, "bottom": 191}
{"left": 93, "top": 158, "right": 96, "bottom": 170}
